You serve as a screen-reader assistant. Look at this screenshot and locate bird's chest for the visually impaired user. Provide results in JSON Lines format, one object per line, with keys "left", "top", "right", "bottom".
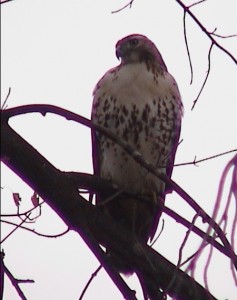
{"left": 92, "top": 63, "right": 181, "bottom": 191}
{"left": 93, "top": 64, "right": 178, "bottom": 153}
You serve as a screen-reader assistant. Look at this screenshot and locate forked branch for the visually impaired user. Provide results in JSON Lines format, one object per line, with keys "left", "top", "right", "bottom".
{"left": 1, "top": 105, "right": 222, "bottom": 300}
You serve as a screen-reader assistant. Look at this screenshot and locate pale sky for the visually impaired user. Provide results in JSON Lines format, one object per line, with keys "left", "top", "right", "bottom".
{"left": 1, "top": 0, "right": 237, "bottom": 299}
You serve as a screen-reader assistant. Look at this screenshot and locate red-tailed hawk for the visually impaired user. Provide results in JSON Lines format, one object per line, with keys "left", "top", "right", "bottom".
{"left": 91, "top": 34, "right": 183, "bottom": 272}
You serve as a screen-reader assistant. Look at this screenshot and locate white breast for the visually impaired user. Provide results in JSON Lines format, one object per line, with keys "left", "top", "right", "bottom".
{"left": 92, "top": 62, "right": 183, "bottom": 194}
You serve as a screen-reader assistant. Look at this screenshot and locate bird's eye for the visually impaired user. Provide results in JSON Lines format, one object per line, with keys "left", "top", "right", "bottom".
{"left": 129, "top": 38, "right": 139, "bottom": 47}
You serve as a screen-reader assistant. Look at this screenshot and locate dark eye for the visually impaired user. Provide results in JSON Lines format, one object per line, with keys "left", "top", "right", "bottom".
{"left": 129, "top": 38, "right": 139, "bottom": 47}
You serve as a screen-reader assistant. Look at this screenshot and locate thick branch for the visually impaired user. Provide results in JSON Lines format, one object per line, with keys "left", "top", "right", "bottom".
{"left": 1, "top": 118, "right": 136, "bottom": 300}
{"left": 66, "top": 171, "right": 236, "bottom": 262}
{"left": 1, "top": 109, "right": 219, "bottom": 300}
{"left": 3, "top": 104, "right": 236, "bottom": 270}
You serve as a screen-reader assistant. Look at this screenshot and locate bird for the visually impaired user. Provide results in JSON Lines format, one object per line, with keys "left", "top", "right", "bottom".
{"left": 91, "top": 34, "right": 183, "bottom": 272}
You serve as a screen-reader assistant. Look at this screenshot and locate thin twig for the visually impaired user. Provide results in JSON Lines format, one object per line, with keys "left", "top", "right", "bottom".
{"left": 79, "top": 265, "right": 102, "bottom": 300}
{"left": 0, "top": 201, "right": 44, "bottom": 217}
{"left": 211, "top": 31, "right": 237, "bottom": 39}
{"left": 1, "top": 214, "right": 30, "bottom": 244}
{"left": 175, "top": 0, "right": 237, "bottom": 65}
{"left": 1, "top": 87, "right": 11, "bottom": 109}
{"left": 1, "top": 219, "right": 70, "bottom": 238}
{"left": 183, "top": 11, "right": 193, "bottom": 84}
{"left": 164, "top": 213, "right": 200, "bottom": 294}
{"left": 3, "top": 263, "right": 34, "bottom": 300}
{"left": 230, "top": 159, "right": 237, "bottom": 284}
{"left": 178, "top": 213, "right": 200, "bottom": 268}
{"left": 189, "top": 0, "right": 207, "bottom": 9}
{"left": 150, "top": 219, "right": 165, "bottom": 246}
{"left": 111, "top": 0, "right": 134, "bottom": 14}
{"left": 163, "top": 206, "right": 232, "bottom": 260}
{"left": 191, "top": 42, "right": 213, "bottom": 110}
{"left": 180, "top": 242, "right": 207, "bottom": 267}
{"left": 185, "top": 155, "right": 237, "bottom": 275}
{"left": 175, "top": 149, "right": 237, "bottom": 167}
{"left": 203, "top": 244, "right": 213, "bottom": 291}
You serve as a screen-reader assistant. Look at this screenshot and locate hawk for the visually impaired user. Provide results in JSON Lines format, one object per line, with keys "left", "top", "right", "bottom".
{"left": 91, "top": 34, "right": 183, "bottom": 272}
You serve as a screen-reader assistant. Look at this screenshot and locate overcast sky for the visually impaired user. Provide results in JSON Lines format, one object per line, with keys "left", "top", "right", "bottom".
{"left": 1, "top": 0, "right": 237, "bottom": 299}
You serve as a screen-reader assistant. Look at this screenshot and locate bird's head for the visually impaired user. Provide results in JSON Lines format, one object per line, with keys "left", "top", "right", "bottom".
{"left": 115, "top": 34, "right": 167, "bottom": 70}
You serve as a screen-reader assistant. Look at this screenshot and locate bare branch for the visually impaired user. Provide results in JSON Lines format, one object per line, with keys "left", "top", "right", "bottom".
{"left": 1, "top": 87, "right": 11, "bottom": 109}
{"left": 1, "top": 201, "right": 44, "bottom": 217}
{"left": 185, "top": 155, "right": 237, "bottom": 278}
{"left": 189, "top": 0, "right": 207, "bottom": 9}
{"left": 230, "top": 158, "right": 237, "bottom": 284}
{"left": 191, "top": 42, "right": 213, "bottom": 110}
{"left": 207, "top": 27, "right": 237, "bottom": 39}
{"left": 211, "top": 31, "right": 237, "bottom": 39}
{"left": 183, "top": 11, "right": 194, "bottom": 84}
{"left": 1, "top": 106, "right": 220, "bottom": 300}
{"left": 2, "top": 104, "right": 236, "bottom": 272}
{"left": 178, "top": 214, "right": 200, "bottom": 268}
{"left": 164, "top": 213, "right": 200, "bottom": 294}
{"left": 79, "top": 265, "right": 102, "bottom": 300}
{"left": 175, "top": 149, "right": 237, "bottom": 167}
{"left": 67, "top": 170, "right": 236, "bottom": 263}
{"left": 1, "top": 214, "right": 30, "bottom": 244}
{"left": 203, "top": 244, "right": 213, "bottom": 290}
{"left": 175, "top": 0, "right": 237, "bottom": 65}
{"left": 2, "top": 260, "right": 34, "bottom": 300}
{"left": 1, "top": 219, "right": 70, "bottom": 238}
{"left": 163, "top": 206, "right": 232, "bottom": 260}
{"left": 111, "top": 0, "right": 134, "bottom": 14}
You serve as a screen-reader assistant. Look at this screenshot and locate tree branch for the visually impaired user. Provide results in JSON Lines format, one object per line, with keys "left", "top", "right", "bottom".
{"left": 1, "top": 256, "right": 33, "bottom": 300}
{"left": 1, "top": 117, "right": 137, "bottom": 300}
{"left": 1, "top": 107, "right": 220, "bottom": 299}
{"left": 175, "top": 0, "right": 237, "bottom": 65}
{"left": 3, "top": 104, "right": 236, "bottom": 272}
{"left": 111, "top": 0, "right": 134, "bottom": 14}
{"left": 0, "top": 251, "right": 4, "bottom": 300}
{"left": 1, "top": 219, "right": 70, "bottom": 239}
{"left": 0, "top": 0, "right": 15, "bottom": 5}
{"left": 65, "top": 171, "right": 236, "bottom": 263}
{"left": 191, "top": 42, "right": 213, "bottom": 110}
{"left": 175, "top": 149, "right": 237, "bottom": 167}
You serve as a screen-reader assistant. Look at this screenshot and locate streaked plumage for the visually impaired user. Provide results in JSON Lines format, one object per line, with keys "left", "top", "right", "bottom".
{"left": 91, "top": 34, "right": 183, "bottom": 271}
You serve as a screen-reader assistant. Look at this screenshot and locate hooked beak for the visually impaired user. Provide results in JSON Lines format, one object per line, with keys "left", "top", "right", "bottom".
{"left": 116, "top": 47, "right": 121, "bottom": 60}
